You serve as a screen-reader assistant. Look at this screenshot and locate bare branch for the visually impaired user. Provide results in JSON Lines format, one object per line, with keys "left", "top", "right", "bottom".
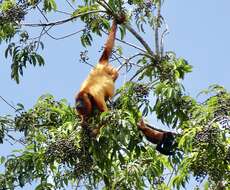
{"left": 125, "top": 23, "right": 154, "bottom": 56}
{"left": 117, "top": 54, "right": 142, "bottom": 68}
{"left": 111, "top": 52, "right": 123, "bottom": 65}
{"left": 167, "top": 164, "right": 176, "bottom": 186}
{"left": 36, "top": 5, "right": 49, "bottom": 22}
{"left": 0, "top": 95, "right": 18, "bottom": 112}
{"left": 4, "top": 132, "right": 26, "bottom": 145}
{"left": 44, "top": 28, "right": 85, "bottom": 40}
{"left": 155, "top": 1, "right": 161, "bottom": 57}
{"left": 129, "top": 61, "right": 158, "bottom": 82}
{"left": 65, "top": 0, "right": 76, "bottom": 10}
{"left": 55, "top": 10, "right": 72, "bottom": 16}
{"left": 22, "top": 10, "right": 106, "bottom": 27}
{"left": 35, "top": 25, "right": 46, "bottom": 51}
{"left": 160, "top": 20, "right": 169, "bottom": 57}
{"left": 28, "top": 25, "right": 53, "bottom": 42}
{"left": 81, "top": 61, "right": 95, "bottom": 68}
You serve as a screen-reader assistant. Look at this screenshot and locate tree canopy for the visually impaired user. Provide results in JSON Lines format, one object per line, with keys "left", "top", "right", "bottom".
{"left": 0, "top": 0, "right": 229, "bottom": 190}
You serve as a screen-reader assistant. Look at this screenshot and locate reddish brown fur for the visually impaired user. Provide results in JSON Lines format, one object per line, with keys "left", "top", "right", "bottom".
{"left": 75, "top": 19, "right": 119, "bottom": 121}
{"left": 99, "top": 20, "right": 117, "bottom": 65}
{"left": 75, "top": 91, "right": 92, "bottom": 120}
{"left": 138, "top": 119, "right": 177, "bottom": 155}
{"left": 138, "top": 119, "right": 164, "bottom": 144}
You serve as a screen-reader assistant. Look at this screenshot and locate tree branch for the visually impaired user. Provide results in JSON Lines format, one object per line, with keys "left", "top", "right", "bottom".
{"left": 65, "top": 0, "right": 75, "bottom": 10}
{"left": 155, "top": 1, "right": 161, "bottom": 57}
{"left": 22, "top": 10, "right": 105, "bottom": 27}
{"left": 44, "top": 28, "right": 85, "bottom": 40}
{"left": 125, "top": 23, "right": 154, "bottom": 56}
{"left": 0, "top": 95, "right": 18, "bottom": 112}
{"left": 129, "top": 61, "right": 158, "bottom": 81}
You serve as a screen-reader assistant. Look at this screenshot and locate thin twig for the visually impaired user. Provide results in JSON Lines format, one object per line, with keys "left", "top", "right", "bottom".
{"left": 128, "top": 53, "right": 146, "bottom": 61}
{"left": 160, "top": 16, "right": 169, "bottom": 57}
{"left": 28, "top": 25, "right": 53, "bottom": 41}
{"left": 55, "top": 10, "right": 72, "bottom": 15}
{"left": 82, "top": 61, "right": 95, "bottom": 68}
{"left": 160, "top": 27, "right": 169, "bottom": 57}
{"left": 4, "top": 132, "right": 26, "bottom": 145}
{"left": 4, "top": 138, "right": 14, "bottom": 145}
{"left": 22, "top": 10, "right": 106, "bottom": 27}
{"left": 129, "top": 61, "right": 157, "bottom": 81}
{"left": 113, "top": 53, "right": 143, "bottom": 68}
{"left": 117, "top": 53, "right": 146, "bottom": 71}
{"left": 35, "top": 25, "right": 46, "bottom": 51}
{"left": 36, "top": 5, "right": 49, "bottom": 22}
{"left": 0, "top": 95, "right": 18, "bottom": 112}
{"left": 167, "top": 164, "right": 176, "bottom": 186}
{"left": 65, "top": 0, "right": 75, "bottom": 10}
{"left": 111, "top": 52, "right": 123, "bottom": 65}
{"left": 44, "top": 28, "right": 85, "bottom": 40}
{"left": 155, "top": 1, "right": 161, "bottom": 57}
{"left": 117, "top": 61, "right": 128, "bottom": 72}
{"left": 125, "top": 23, "right": 154, "bottom": 56}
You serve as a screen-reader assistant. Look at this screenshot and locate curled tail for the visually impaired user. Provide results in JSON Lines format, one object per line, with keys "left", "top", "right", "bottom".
{"left": 99, "top": 19, "right": 117, "bottom": 65}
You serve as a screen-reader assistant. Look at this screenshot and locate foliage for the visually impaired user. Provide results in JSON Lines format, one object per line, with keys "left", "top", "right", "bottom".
{"left": 175, "top": 85, "right": 230, "bottom": 189}
{"left": 5, "top": 31, "right": 44, "bottom": 83}
{"left": 0, "top": 0, "right": 229, "bottom": 190}
{"left": 0, "top": 86, "right": 229, "bottom": 189}
{"left": 0, "top": 94, "right": 167, "bottom": 190}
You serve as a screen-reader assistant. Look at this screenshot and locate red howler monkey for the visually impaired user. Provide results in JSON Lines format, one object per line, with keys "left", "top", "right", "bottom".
{"left": 75, "top": 18, "right": 121, "bottom": 121}
{"left": 138, "top": 119, "right": 177, "bottom": 155}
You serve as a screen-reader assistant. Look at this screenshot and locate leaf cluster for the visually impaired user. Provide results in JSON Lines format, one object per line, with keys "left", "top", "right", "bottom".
{"left": 176, "top": 85, "right": 230, "bottom": 189}
{"left": 0, "top": 94, "right": 175, "bottom": 190}
{"left": 5, "top": 31, "right": 44, "bottom": 83}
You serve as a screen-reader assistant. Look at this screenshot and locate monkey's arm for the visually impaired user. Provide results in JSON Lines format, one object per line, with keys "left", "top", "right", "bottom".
{"left": 138, "top": 119, "right": 164, "bottom": 144}
{"left": 99, "top": 20, "right": 117, "bottom": 65}
{"left": 138, "top": 119, "right": 178, "bottom": 155}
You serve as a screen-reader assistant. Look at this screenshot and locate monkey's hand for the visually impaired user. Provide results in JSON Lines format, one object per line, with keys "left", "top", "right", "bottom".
{"left": 115, "top": 13, "right": 126, "bottom": 24}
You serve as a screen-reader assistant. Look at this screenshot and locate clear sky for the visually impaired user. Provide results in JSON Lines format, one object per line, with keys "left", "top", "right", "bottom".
{"left": 0, "top": 0, "right": 229, "bottom": 189}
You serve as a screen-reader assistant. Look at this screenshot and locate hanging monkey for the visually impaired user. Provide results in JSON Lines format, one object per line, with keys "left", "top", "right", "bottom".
{"left": 138, "top": 119, "right": 177, "bottom": 155}
{"left": 75, "top": 17, "right": 125, "bottom": 122}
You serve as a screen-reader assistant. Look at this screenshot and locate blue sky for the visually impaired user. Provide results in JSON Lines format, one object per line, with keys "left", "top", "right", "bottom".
{"left": 0, "top": 0, "right": 229, "bottom": 189}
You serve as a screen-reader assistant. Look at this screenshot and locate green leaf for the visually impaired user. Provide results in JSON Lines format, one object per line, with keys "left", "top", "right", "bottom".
{"left": 35, "top": 54, "right": 45, "bottom": 66}
{"left": 203, "top": 181, "right": 209, "bottom": 190}
{"left": 0, "top": 156, "right": 5, "bottom": 164}
{"left": 18, "top": 174, "right": 25, "bottom": 187}
{"left": 49, "top": 0, "right": 57, "bottom": 11}
{"left": 175, "top": 70, "right": 180, "bottom": 79}
{"left": 119, "top": 25, "right": 126, "bottom": 40}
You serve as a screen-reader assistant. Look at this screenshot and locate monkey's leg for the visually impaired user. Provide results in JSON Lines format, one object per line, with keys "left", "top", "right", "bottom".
{"left": 94, "top": 97, "right": 108, "bottom": 112}
{"left": 75, "top": 92, "right": 93, "bottom": 120}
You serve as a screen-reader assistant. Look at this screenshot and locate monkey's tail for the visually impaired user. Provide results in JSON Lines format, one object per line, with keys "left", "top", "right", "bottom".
{"left": 99, "top": 19, "right": 117, "bottom": 65}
